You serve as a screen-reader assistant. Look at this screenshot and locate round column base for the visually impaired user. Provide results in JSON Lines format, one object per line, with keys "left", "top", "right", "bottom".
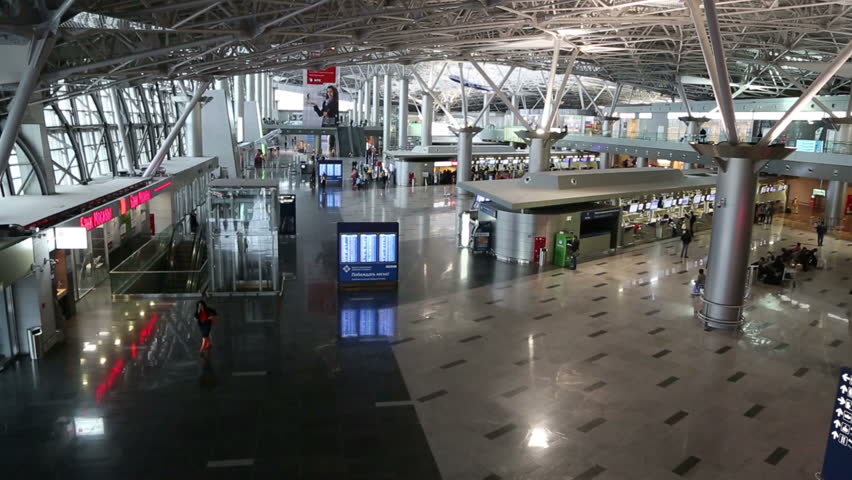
{"left": 697, "top": 298, "right": 743, "bottom": 330}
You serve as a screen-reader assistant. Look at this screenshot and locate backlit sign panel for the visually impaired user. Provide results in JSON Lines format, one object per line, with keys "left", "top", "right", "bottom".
{"left": 80, "top": 207, "right": 114, "bottom": 231}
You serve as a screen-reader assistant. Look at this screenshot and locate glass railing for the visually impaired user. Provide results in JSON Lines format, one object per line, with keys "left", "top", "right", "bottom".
{"left": 110, "top": 261, "right": 208, "bottom": 295}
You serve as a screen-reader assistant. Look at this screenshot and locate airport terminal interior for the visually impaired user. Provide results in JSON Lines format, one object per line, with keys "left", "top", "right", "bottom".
{"left": 3, "top": 1, "right": 852, "bottom": 479}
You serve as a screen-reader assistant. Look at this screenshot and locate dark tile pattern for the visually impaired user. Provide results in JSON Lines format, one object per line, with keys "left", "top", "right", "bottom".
{"left": 765, "top": 447, "right": 789, "bottom": 466}
{"left": 829, "top": 339, "right": 843, "bottom": 347}
{"left": 514, "top": 357, "right": 540, "bottom": 366}
{"left": 533, "top": 313, "right": 552, "bottom": 320}
{"left": 585, "top": 353, "right": 607, "bottom": 362}
{"left": 672, "top": 456, "right": 701, "bottom": 476}
{"left": 577, "top": 417, "right": 606, "bottom": 433}
{"left": 645, "top": 309, "right": 660, "bottom": 316}
{"left": 595, "top": 272, "right": 607, "bottom": 276}
{"left": 773, "top": 342, "right": 789, "bottom": 350}
{"left": 540, "top": 297, "right": 556, "bottom": 303}
{"left": 657, "top": 376, "right": 679, "bottom": 388}
{"left": 715, "top": 346, "right": 731, "bottom": 354}
{"left": 588, "top": 329, "right": 607, "bottom": 337}
{"left": 500, "top": 386, "right": 529, "bottom": 398}
{"left": 592, "top": 296, "right": 607, "bottom": 302}
{"left": 390, "top": 337, "right": 415, "bottom": 346}
{"left": 459, "top": 335, "right": 483, "bottom": 343}
{"left": 572, "top": 465, "right": 606, "bottom": 480}
{"left": 583, "top": 381, "right": 606, "bottom": 392}
{"left": 793, "top": 367, "right": 809, "bottom": 377}
{"left": 418, "top": 390, "right": 449, "bottom": 402}
{"left": 440, "top": 359, "right": 467, "bottom": 369}
{"left": 484, "top": 423, "right": 517, "bottom": 440}
{"left": 648, "top": 327, "right": 665, "bottom": 335}
{"left": 727, "top": 371, "right": 746, "bottom": 382}
{"left": 546, "top": 284, "right": 559, "bottom": 289}
{"left": 653, "top": 349, "right": 671, "bottom": 359}
{"left": 594, "top": 283, "right": 607, "bottom": 288}
{"left": 664, "top": 410, "right": 689, "bottom": 426}
{"left": 590, "top": 312, "right": 608, "bottom": 318}
{"left": 473, "top": 315, "right": 494, "bottom": 323}
{"left": 744, "top": 404, "right": 765, "bottom": 418}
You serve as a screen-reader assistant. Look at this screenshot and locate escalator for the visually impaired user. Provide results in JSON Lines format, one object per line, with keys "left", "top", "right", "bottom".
{"left": 336, "top": 126, "right": 365, "bottom": 157}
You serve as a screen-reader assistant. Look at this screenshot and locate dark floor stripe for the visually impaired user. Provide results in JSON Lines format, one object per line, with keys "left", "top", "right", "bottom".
{"left": 765, "top": 447, "right": 789, "bottom": 466}
{"left": 588, "top": 329, "right": 607, "bottom": 337}
{"left": 633, "top": 252, "right": 643, "bottom": 256}
{"left": 500, "top": 385, "right": 529, "bottom": 398}
{"left": 531, "top": 332, "right": 546, "bottom": 339}
{"left": 677, "top": 270, "right": 688, "bottom": 274}
{"left": 390, "top": 337, "right": 415, "bottom": 346}
{"left": 485, "top": 299, "right": 503, "bottom": 304}
{"left": 595, "top": 272, "right": 607, "bottom": 276}
{"left": 715, "top": 346, "right": 731, "bottom": 354}
{"left": 672, "top": 261, "right": 682, "bottom": 265}
{"left": 645, "top": 309, "right": 660, "bottom": 316}
{"left": 592, "top": 296, "right": 607, "bottom": 301}
{"left": 657, "top": 376, "right": 679, "bottom": 388}
{"left": 727, "top": 371, "right": 746, "bottom": 382}
{"left": 440, "top": 359, "right": 467, "bottom": 369}
{"left": 547, "top": 284, "right": 559, "bottom": 289}
{"left": 473, "top": 315, "right": 494, "bottom": 323}
{"left": 482, "top": 474, "right": 502, "bottom": 480}
{"left": 594, "top": 283, "right": 607, "bottom": 288}
{"left": 773, "top": 342, "right": 788, "bottom": 350}
{"left": 585, "top": 353, "right": 607, "bottom": 362}
{"left": 664, "top": 410, "right": 689, "bottom": 426}
{"left": 514, "top": 357, "right": 539, "bottom": 366}
{"left": 572, "top": 465, "right": 606, "bottom": 480}
{"left": 744, "top": 404, "right": 765, "bottom": 418}
{"left": 540, "top": 297, "right": 556, "bottom": 303}
{"left": 641, "top": 295, "right": 653, "bottom": 300}
{"left": 596, "top": 262, "right": 607, "bottom": 266}
{"left": 672, "top": 456, "right": 701, "bottom": 476}
{"left": 577, "top": 417, "right": 606, "bottom": 433}
{"left": 636, "top": 261, "right": 646, "bottom": 265}
{"left": 590, "top": 311, "right": 608, "bottom": 318}
{"left": 411, "top": 317, "right": 432, "bottom": 324}
{"left": 583, "top": 381, "right": 606, "bottom": 392}
{"left": 551, "top": 272, "right": 564, "bottom": 277}
{"left": 793, "top": 367, "right": 809, "bottom": 377}
{"left": 830, "top": 339, "right": 843, "bottom": 347}
{"left": 838, "top": 302, "right": 848, "bottom": 308}
{"left": 809, "top": 319, "right": 819, "bottom": 326}
{"left": 653, "top": 349, "right": 671, "bottom": 359}
{"left": 533, "top": 313, "right": 552, "bottom": 320}
{"left": 648, "top": 327, "right": 665, "bottom": 335}
{"left": 459, "top": 335, "right": 483, "bottom": 343}
{"left": 417, "top": 390, "right": 448, "bottom": 402}
{"left": 484, "top": 423, "right": 516, "bottom": 440}
{"left": 637, "top": 270, "right": 648, "bottom": 275}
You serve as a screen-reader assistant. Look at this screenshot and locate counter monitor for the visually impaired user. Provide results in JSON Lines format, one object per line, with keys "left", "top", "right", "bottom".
{"left": 707, "top": 194, "right": 716, "bottom": 201}
{"left": 636, "top": 203, "right": 644, "bottom": 212}
{"left": 663, "top": 198, "right": 673, "bottom": 208}
{"left": 628, "top": 203, "right": 638, "bottom": 213}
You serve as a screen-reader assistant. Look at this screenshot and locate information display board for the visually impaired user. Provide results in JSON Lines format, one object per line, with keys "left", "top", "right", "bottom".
{"left": 318, "top": 159, "right": 344, "bottom": 184}
{"left": 821, "top": 367, "right": 852, "bottom": 479}
{"left": 338, "top": 222, "right": 399, "bottom": 285}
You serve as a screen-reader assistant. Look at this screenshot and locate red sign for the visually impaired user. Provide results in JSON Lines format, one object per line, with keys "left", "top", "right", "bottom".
{"left": 306, "top": 66, "right": 337, "bottom": 85}
{"left": 80, "top": 207, "right": 114, "bottom": 231}
{"left": 129, "top": 190, "right": 152, "bottom": 209}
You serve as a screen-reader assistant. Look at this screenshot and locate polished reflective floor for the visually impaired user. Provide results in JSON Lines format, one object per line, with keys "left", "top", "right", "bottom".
{"left": 1, "top": 178, "right": 850, "bottom": 479}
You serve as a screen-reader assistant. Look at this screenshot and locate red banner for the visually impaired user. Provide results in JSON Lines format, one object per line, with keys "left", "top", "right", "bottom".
{"left": 306, "top": 66, "right": 337, "bottom": 85}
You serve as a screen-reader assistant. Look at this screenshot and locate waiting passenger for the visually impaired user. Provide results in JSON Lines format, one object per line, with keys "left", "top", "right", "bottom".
{"left": 680, "top": 229, "right": 692, "bottom": 258}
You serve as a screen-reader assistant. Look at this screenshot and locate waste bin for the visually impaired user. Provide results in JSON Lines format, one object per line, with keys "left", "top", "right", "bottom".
{"left": 27, "top": 327, "right": 43, "bottom": 360}
{"left": 538, "top": 248, "right": 547, "bottom": 266}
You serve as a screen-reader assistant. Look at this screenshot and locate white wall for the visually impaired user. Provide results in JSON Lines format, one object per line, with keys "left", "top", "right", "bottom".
{"left": 201, "top": 90, "right": 238, "bottom": 176}
{"left": 13, "top": 234, "right": 57, "bottom": 356}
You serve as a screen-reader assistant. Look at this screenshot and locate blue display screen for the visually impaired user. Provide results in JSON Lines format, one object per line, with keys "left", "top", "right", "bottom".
{"left": 338, "top": 222, "right": 400, "bottom": 283}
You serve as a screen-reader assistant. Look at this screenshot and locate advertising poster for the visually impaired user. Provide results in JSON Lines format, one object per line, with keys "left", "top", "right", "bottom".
{"left": 303, "top": 66, "right": 338, "bottom": 128}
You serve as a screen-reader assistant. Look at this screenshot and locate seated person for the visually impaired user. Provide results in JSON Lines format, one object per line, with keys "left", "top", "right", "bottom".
{"left": 791, "top": 242, "right": 802, "bottom": 253}
{"left": 763, "top": 257, "right": 786, "bottom": 285}
{"left": 781, "top": 248, "right": 793, "bottom": 262}
{"left": 794, "top": 248, "right": 810, "bottom": 271}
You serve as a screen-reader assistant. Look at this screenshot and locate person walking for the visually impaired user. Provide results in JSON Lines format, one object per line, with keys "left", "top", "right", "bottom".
{"left": 688, "top": 211, "right": 697, "bottom": 232}
{"left": 765, "top": 203, "right": 775, "bottom": 224}
{"left": 680, "top": 228, "right": 693, "bottom": 258}
{"left": 792, "top": 196, "right": 799, "bottom": 214}
{"left": 816, "top": 220, "right": 828, "bottom": 246}
{"left": 569, "top": 233, "right": 580, "bottom": 270}
{"left": 195, "top": 300, "right": 217, "bottom": 355}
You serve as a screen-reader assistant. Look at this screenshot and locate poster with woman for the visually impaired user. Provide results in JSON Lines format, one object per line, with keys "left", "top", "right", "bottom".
{"left": 303, "top": 67, "right": 339, "bottom": 128}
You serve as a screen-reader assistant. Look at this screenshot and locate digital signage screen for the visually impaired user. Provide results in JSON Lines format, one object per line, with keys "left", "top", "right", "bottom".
{"left": 338, "top": 222, "right": 399, "bottom": 284}
{"left": 628, "top": 204, "right": 638, "bottom": 213}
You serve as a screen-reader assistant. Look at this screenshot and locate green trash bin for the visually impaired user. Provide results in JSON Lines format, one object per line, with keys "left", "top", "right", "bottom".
{"left": 553, "top": 231, "right": 569, "bottom": 267}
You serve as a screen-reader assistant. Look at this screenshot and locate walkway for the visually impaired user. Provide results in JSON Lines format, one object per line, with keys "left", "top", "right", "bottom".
{"left": 0, "top": 181, "right": 849, "bottom": 480}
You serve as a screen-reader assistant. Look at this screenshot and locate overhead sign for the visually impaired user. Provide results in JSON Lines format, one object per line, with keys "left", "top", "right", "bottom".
{"left": 820, "top": 367, "right": 852, "bottom": 479}
{"left": 448, "top": 75, "right": 491, "bottom": 92}
{"left": 306, "top": 66, "right": 337, "bottom": 85}
{"left": 54, "top": 227, "right": 88, "bottom": 249}
{"left": 338, "top": 222, "right": 399, "bottom": 285}
{"left": 582, "top": 208, "right": 622, "bottom": 221}
{"left": 80, "top": 207, "right": 114, "bottom": 231}
{"left": 814, "top": 189, "right": 827, "bottom": 197}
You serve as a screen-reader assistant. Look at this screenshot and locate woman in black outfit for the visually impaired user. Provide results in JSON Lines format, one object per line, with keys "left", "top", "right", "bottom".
{"left": 194, "top": 300, "right": 217, "bottom": 355}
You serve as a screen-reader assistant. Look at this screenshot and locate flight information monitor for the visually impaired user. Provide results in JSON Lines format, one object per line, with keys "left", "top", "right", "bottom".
{"left": 338, "top": 222, "right": 400, "bottom": 285}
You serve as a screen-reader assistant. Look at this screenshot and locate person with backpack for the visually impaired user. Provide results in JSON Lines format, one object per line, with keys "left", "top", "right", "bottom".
{"left": 816, "top": 220, "right": 828, "bottom": 246}
{"left": 680, "top": 229, "right": 693, "bottom": 258}
{"left": 194, "top": 300, "right": 217, "bottom": 355}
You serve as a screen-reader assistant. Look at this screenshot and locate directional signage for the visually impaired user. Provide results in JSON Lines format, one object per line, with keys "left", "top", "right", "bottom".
{"left": 338, "top": 222, "right": 399, "bottom": 285}
{"left": 821, "top": 367, "right": 852, "bottom": 480}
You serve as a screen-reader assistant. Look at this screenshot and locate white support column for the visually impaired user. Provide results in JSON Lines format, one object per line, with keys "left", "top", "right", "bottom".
{"left": 826, "top": 180, "right": 848, "bottom": 229}
{"left": 529, "top": 138, "right": 549, "bottom": 173}
{"left": 363, "top": 80, "right": 371, "bottom": 126}
{"left": 598, "top": 152, "right": 609, "bottom": 170}
{"left": 383, "top": 74, "right": 392, "bottom": 150}
{"left": 456, "top": 127, "right": 482, "bottom": 195}
{"left": 187, "top": 102, "right": 203, "bottom": 156}
{"left": 371, "top": 75, "right": 379, "bottom": 125}
{"left": 482, "top": 94, "right": 491, "bottom": 128}
{"left": 354, "top": 91, "right": 360, "bottom": 125}
{"left": 421, "top": 95, "right": 433, "bottom": 147}
{"left": 398, "top": 75, "right": 409, "bottom": 149}
{"left": 635, "top": 157, "right": 648, "bottom": 168}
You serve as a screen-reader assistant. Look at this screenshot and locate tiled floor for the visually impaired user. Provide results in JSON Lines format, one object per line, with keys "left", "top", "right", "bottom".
{"left": 1, "top": 177, "right": 850, "bottom": 479}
